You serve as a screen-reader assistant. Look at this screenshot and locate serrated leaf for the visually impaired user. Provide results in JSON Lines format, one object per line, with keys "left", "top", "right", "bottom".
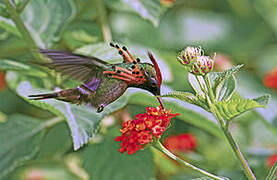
{"left": 161, "top": 91, "right": 209, "bottom": 111}
{"left": 20, "top": 0, "right": 76, "bottom": 48}
{"left": 210, "top": 65, "right": 243, "bottom": 101}
{"left": 188, "top": 73, "right": 207, "bottom": 99}
{"left": 81, "top": 136, "right": 154, "bottom": 180}
{"left": 0, "top": 114, "right": 45, "bottom": 178}
{"left": 106, "top": 0, "right": 165, "bottom": 27}
{"left": 0, "top": 59, "right": 47, "bottom": 77}
{"left": 212, "top": 65, "right": 243, "bottom": 87}
{"left": 215, "top": 74, "right": 236, "bottom": 101}
{"left": 214, "top": 93, "right": 270, "bottom": 121}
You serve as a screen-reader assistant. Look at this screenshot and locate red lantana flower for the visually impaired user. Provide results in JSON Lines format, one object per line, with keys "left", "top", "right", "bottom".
{"left": 0, "top": 71, "right": 6, "bottom": 92}
{"left": 164, "top": 133, "right": 196, "bottom": 153}
{"left": 263, "top": 67, "right": 277, "bottom": 89}
{"left": 115, "top": 106, "right": 179, "bottom": 155}
{"left": 267, "top": 153, "right": 277, "bottom": 168}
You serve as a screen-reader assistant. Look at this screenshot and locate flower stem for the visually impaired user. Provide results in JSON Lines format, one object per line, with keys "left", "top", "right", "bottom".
{"left": 3, "top": 0, "right": 41, "bottom": 60}
{"left": 16, "top": 0, "right": 31, "bottom": 13}
{"left": 153, "top": 141, "right": 225, "bottom": 180}
{"left": 203, "top": 74, "right": 256, "bottom": 180}
{"left": 96, "top": 0, "right": 112, "bottom": 42}
{"left": 266, "top": 161, "right": 277, "bottom": 180}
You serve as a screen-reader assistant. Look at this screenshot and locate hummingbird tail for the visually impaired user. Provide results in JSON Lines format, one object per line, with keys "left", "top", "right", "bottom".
{"left": 28, "top": 92, "right": 58, "bottom": 100}
{"left": 28, "top": 88, "right": 91, "bottom": 105}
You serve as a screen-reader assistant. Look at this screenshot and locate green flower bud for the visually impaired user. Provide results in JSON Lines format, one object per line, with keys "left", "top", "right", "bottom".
{"left": 177, "top": 46, "right": 203, "bottom": 66}
{"left": 191, "top": 55, "right": 214, "bottom": 75}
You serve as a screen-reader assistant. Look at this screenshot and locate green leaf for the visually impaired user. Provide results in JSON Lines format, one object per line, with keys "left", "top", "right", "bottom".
{"left": 106, "top": 0, "right": 165, "bottom": 27}
{"left": 0, "top": 114, "right": 45, "bottom": 178}
{"left": 188, "top": 73, "right": 207, "bottom": 99}
{"left": 190, "top": 177, "right": 229, "bottom": 180}
{"left": 212, "top": 65, "right": 243, "bottom": 87}
{"left": 6, "top": 71, "right": 129, "bottom": 151}
{"left": 215, "top": 74, "right": 236, "bottom": 101}
{"left": 0, "top": 59, "right": 47, "bottom": 77}
{"left": 161, "top": 91, "right": 209, "bottom": 111}
{"left": 0, "top": 16, "right": 21, "bottom": 36}
{"left": 214, "top": 93, "right": 271, "bottom": 121}
{"left": 210, "top": 65, "right": 243, "bottom": 101}
{"left": 254, "top": 0, "right": 277, "bottom": 36}
{"left": 81, "top": 136, "right": 154, "bottom": 180}
{"left": 37, "top": 122, "right": 72, "bottom": 158}
{"left": 9, "top": 161, "right": 80, "bottom": 180}
{"left": 20, "top": 0, "right": 76, "bottom": 48}
{"left": 266, "top": 161, "right": 277, "bottom": 180}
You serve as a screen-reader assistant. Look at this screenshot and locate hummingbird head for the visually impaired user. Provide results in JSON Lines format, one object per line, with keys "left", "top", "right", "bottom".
{"left": 138, "top": 52, "right": 162, "bottom": 96}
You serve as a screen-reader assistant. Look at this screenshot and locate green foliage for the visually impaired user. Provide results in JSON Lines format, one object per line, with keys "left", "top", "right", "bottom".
{"left": 0, "top": 17, "right": 20, "bottom": 36}
{"left": 20, "top": 0, "right": 76, "bottom": 48}
{"left": 266, "top": 161, "right": 277, "bottom": 180}
{"left": 0, "top": 114, "right": 45, "bottom": 178}
{"left": 8, "top": 161, "right": 80, "bottom": 180}
{"left": 0, "top": 0, "right": 276, "bottom": 179}
{"left": 211, "top": 65, "right": 243, "bottom": 101}
{"left": 188, "top": 73, "right": 207, "bottom": 99}
{"left": 0, "top": 59, "right": 47, "bottom": 77}
{"left": 214, "top": 93, "right": 270, "bottom": 121}
{"left": 7, "top": 72, "right": 128, "bottom": 150}
{"left": 105, "top": 0, "right": 165, "bottom": 27}
{"left": 161, "top": 91, "right": 210, "bottom": 111}
{"left": 81, "top": 135, "right": 154, "bottom": 180}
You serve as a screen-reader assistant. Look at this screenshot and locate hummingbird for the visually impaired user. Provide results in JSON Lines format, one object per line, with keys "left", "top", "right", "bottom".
{"left": 29, "top": 43, "right": 164, "bottom": 113}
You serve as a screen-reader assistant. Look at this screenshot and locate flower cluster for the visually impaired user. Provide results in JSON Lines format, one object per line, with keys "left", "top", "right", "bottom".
{"left": 164, "top": 133, "right": 196, "bottom": 153}
{"left": 263, "top": 67, "right": 277, "bottom": 89}
{"left": 115, "top": 106, "right": 179, "bottom": 155}
{"left": 177, "top": 46, "right": 214, "bottom": 75}
{"left": 0, "top": 71, "right": 6, "bottom": 92}
{"left": 267, "top": 153, "right": 277, "bottom": 168}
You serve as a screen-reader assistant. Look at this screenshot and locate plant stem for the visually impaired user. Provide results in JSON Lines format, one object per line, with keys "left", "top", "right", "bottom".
{"left": 203, "top": 75, "right": 256, "bottom": 180}
{"left": 3, "top": 0, "right": 41, "bottom": 60}
{"left": 154, "top": 141, "right": 225, "bottom": 180}
{"left": 17, "top": 0, "right": 31, "bottom": 13}
{"left": 204, "top": 74, "right": 215, "bottom": 103}
{"left": 214, "top": 110, "right": 256, "bottom": 180}
{"left": 96, "top": 0, "right": 112, "bottom": 42}
{"left": 266, "top": 161, "right": 277, "bottom": 180}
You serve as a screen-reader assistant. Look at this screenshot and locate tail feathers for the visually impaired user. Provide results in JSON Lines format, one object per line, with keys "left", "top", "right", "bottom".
{"left": 28, "top": 93, "right": 58, "bottom": 100}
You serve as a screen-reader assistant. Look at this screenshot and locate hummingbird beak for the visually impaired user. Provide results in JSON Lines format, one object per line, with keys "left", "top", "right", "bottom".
{"left": 156, "top": 96, "right": 165, "bottom": 111}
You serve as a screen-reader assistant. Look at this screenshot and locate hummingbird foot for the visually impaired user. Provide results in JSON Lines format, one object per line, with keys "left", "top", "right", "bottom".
{"left": 97, "top": 105, "right": 104, "bottom": 113}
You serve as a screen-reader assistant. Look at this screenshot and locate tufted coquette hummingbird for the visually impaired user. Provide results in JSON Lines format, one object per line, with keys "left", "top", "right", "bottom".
{"left": 29, "top": 43, "right": 164, "bottom": 113}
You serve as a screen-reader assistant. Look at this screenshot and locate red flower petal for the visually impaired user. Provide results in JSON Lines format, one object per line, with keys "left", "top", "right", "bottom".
{"left": 115, "top": 106, "right": 179, "bottom": 154}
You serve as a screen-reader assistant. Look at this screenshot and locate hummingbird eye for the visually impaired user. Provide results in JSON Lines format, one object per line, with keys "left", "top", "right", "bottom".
{"left": 150, "top": 78, "right": 157, "bottom": 86}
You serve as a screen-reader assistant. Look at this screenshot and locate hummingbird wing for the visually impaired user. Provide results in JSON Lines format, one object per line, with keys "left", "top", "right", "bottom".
{"left": 39, "top": 49, "right": 109, "bottom": 91}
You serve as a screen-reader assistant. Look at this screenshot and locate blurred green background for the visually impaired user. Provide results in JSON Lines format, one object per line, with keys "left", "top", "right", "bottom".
{"left": 0, "top": 0, "right": 277, "bottom": 179}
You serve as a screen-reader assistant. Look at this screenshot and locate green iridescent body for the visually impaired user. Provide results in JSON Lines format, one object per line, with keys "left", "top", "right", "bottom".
{"left": 29, "top": 44, "right": 162, "bottom": 113}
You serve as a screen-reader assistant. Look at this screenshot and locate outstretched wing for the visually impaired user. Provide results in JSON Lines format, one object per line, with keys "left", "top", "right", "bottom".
{"left": 39, "top": 49, "right": 109, "bottom": 91}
